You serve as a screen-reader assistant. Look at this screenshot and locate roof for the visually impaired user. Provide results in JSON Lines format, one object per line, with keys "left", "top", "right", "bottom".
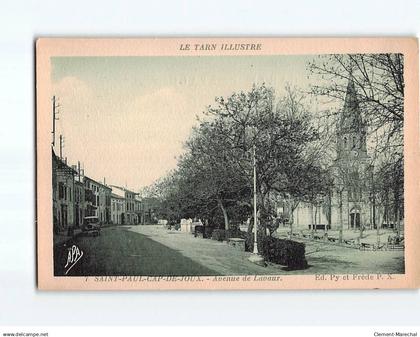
{"left": 111, "top": 193, "right": 125, "bottom": 200}
{"left": 52, "top": 149, "right": 77, "bottom": 175}
{"left": 84, "top": 176, "right": 112, "bottom": 191}
{"left": 110, "top": 185, "right": 138, "bottom": 195}
{"left": 338, "top": 76, "right": 365, "bottom": 134}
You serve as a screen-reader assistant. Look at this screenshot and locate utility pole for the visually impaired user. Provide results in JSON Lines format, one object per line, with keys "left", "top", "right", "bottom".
{"left": 78, "top": 161, "right": 81, "bottom": 182}
{"left": 253, "top": 144, "right": 257, "bottom": 252}
{"left": 51, "top": 96, "right": 60, "bottom": 147}
{"left": 59, "top": 135, "right": 64, "bottom": 159}
{"left": 248, "top": 143, "right": 264, "bottom": 266}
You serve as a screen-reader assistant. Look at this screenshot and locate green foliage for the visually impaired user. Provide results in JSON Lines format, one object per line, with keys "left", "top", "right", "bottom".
{"left": 245, "top": 232, "right": 308, "bottom": 270}
{"left": 147, "top": 83, "right": 330, "bottom": 228}
{"left": 262, "top": 236, "right": 308, "bottom": 270}
{"left": 204, "top": 226, "right": 214, "bottom": 239}
{"left": 211, "top": 229, "right": 226, "bottom": 241}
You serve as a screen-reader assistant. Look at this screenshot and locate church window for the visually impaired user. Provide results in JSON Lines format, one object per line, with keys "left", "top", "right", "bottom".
{"left": 352, "top": 136, "right": 356, "bottom": 149}
{"left": 343, "top": 137, "right": 347, "bottom": 149}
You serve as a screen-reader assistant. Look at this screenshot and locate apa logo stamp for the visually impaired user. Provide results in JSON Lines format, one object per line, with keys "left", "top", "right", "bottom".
{"left": 64, "top": 245, "right": 83, "bottom": 275}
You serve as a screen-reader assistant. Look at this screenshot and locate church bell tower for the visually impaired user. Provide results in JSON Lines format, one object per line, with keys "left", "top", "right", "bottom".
{"left": 335, "top": 73, "right": 370, "bottom": 229}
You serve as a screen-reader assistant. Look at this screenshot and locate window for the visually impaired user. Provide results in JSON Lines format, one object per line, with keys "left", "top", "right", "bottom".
{"left": 343, "top": 137, "right": 347, "bottom": 149}
{"left": 58, "top": 182, "right": 64, "bottom": 199}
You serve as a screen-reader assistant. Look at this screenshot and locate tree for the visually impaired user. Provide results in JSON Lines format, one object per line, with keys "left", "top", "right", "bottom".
{"left": 197, "top": 84, "right": 324, "bottom": 236}
{"left": 308, "top": 54, "right": 404, "bottom": 231}
{"left": 309, "top": 54, "right": 403, "bottom": 150}
{"left": 149, "top": 123, "right": 251, "bottom": 229}
{"left": 149, "top": 84, "right": 330, "bottom": 237}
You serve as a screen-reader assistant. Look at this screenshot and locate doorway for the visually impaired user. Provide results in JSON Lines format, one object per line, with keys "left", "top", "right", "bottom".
{"left": 350, "top": 209, "right": 361, "bottom": 228}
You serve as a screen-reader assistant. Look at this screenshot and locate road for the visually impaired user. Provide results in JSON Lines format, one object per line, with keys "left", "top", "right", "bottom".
{"left": 54, "top": 226, "right": 219, "bottom": 276}
{"left": 54, "top": 225, "right": 405, "bottom": 276}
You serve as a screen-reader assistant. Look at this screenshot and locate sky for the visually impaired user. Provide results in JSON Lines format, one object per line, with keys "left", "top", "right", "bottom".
{"left": 51, "top": 55, "right": 318, "bottom": 190}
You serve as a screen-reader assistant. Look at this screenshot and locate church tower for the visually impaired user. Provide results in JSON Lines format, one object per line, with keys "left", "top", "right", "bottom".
{"left": 333, "top": 74, "right": 370, "bottom": 230}
{"left": 336, "top": 76, "right": 368, "bottom": 162}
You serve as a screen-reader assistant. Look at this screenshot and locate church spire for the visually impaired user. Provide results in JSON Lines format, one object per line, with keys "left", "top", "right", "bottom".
{"left": 340, "top": 67, "right": 362, "bottom": 132}
{"left": 336, "top": 62, "right": 367, "bottom": 160}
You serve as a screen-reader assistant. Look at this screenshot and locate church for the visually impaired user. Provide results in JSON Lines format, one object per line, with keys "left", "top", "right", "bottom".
{"left": 291, "top": 76, "right": 375, "bottom": 231}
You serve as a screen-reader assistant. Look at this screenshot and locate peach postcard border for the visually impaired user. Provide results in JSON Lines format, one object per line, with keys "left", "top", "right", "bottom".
{"left": 36, "top": 37, "right": 419, "bottom": 290}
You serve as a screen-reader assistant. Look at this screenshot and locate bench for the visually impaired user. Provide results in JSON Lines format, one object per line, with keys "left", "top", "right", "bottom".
{"left": 194, "top": 225, "right": 204, "bottom": 238}
{"left": 228, "top": 238, "right": 245, "bottom": 251}
{"left": 308, "top": 224, "right": 331, "bottom": 230}
{"left": 359, "top": 242, "right": 374, "bottom": 250}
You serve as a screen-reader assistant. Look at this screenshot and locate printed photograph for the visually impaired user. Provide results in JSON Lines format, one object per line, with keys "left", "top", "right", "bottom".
{"left": 50, "top": 53, "right": 405, "bottom": 277}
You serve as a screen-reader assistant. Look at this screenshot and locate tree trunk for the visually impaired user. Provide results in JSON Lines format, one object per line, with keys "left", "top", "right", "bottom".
{"left": 217, "top": 197, "right": 229, "bottom": 230}
{"left": 290, "top": 200, "right": 297, "bottom": 236}
{"left": 310, "top": 203, "right": 314, "bottom": 235}
{"left": 338, "top": 190, "right": 343, "bottom": 244}
{"left": 259, "top": 189, "right": 269, "bottom": 237}
{"left": 377, "top": 207, "right": 385, "bottom": 246}
{"left": 372, "top": 193, "right": 376, "bottom": 229}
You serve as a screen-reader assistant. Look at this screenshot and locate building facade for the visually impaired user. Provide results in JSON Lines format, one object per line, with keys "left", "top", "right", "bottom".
{"left": 134, "top": 195, "right": 144, "bottom": 224}
{"left": 52, "top": 150, "right": 77, "bottom": 234}
{"left": 111, "top": 193, "right": 124, "bottom": 225}
{"left": 111, "top": 185, "right": 138, "bottom": 225}
{"left": 83, "top": 177, "right": 111, "bottom": 224}
{"left": 292, "top": 76, "right": 375, "bottom": 231}
{"left": 74, "top": 179, "right": 85, "bottom": 228}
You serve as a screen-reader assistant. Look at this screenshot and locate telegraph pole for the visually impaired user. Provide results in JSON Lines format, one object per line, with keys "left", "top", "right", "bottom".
{"left": 248, "top": 143, "right": 265, "bottom": 266}
{"left": 51, "top": 96, "right": 60, "bottom": 147}
{"left": 253, "top": 144, "right": 258, "bottom": 253}
{"left": 59, "top": 135, "right": 64, "bottom": 159}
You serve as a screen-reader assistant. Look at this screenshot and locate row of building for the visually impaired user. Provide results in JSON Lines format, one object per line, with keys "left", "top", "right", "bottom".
{"left": 52, "top": 149, "right": 157, "bottom": 234}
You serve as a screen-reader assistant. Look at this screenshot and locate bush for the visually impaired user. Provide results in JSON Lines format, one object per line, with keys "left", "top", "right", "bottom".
{"left": 194, "top": 225, "right": 204, "bottom": 237}
{"left": 211, "top": 229, "right": 226, "bottom": 241}
{"left": 244, "top": 229, "right": 265, "bottom": 252}
{"left": 226, "top": 228, "right": 245, "bottom": 240}
{"left": 203, "top": 226, "right": 214, "bottom": 239}
{"left": 246, "top": 232, "right": 308, "bottom": 270}
{"left": 194, "top": 225, "right": 214, "bottom": 238}
{"left": 262, "top": 236, "right": 308, "bottom": 269}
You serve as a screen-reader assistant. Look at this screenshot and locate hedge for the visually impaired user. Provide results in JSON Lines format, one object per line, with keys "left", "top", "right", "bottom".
{"left": 211, "top": 229, "right": 226, "bottom": 241}
{"left": 194, "top": 225, "right": 214, "bottom": 239}
{"left": 203, "top": 226, "right": 214, "bottom": 238}
{"left": 211, "top": 228, "right": 248, "bottom": 241}
{"left": 245, "top": 231, "right": 308, "bottom": 270}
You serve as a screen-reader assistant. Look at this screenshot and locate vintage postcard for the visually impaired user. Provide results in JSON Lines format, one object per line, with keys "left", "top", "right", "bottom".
{"left": 36, "top": 38, "right": 420, "bottom": 290}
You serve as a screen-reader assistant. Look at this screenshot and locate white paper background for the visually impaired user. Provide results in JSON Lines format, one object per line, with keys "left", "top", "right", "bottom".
{"left": 1, "top": 0, "right": 420, "bottom": 326}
